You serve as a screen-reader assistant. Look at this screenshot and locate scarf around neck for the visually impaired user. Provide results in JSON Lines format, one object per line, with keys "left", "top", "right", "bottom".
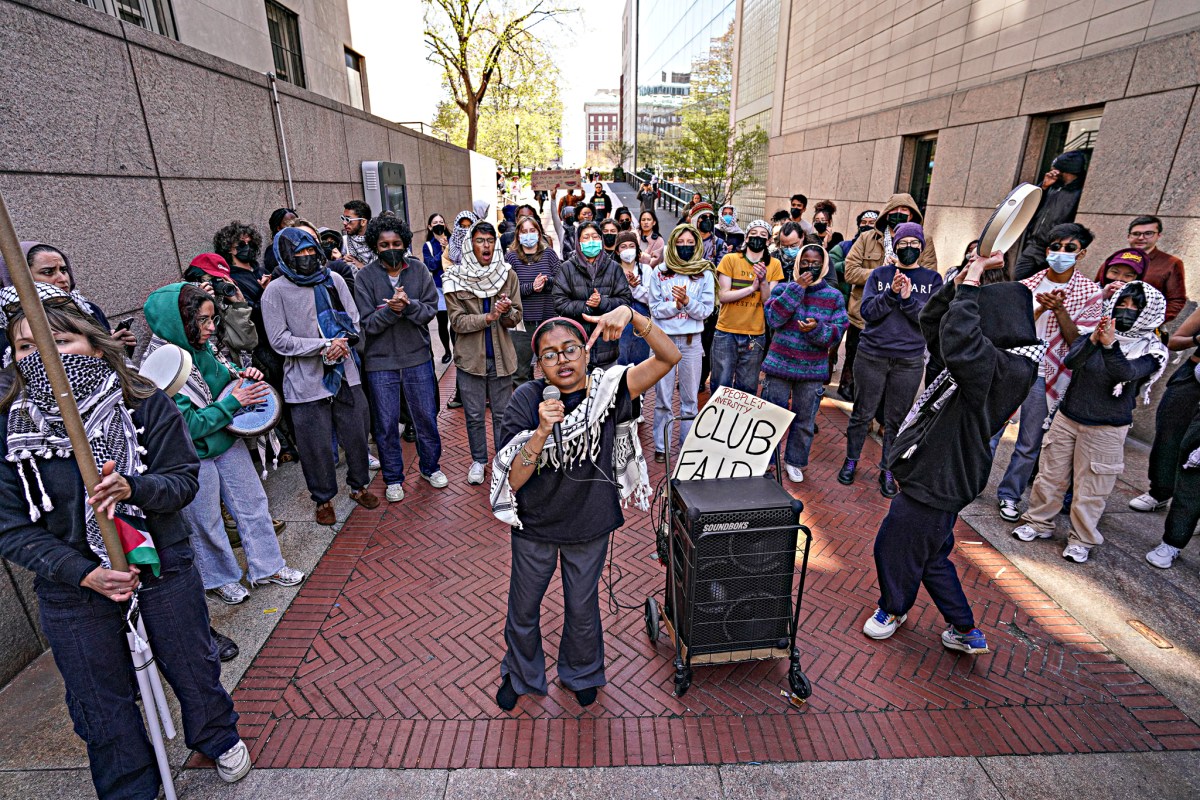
{"left": 490, "top": 365, "right": 651, "bottom": 529}
{"left": 663, "top": 223, "right": 716, "bottom": 277}
{"left": 443, "top": 220, "right": 511, "bottom": 299}
{"left": 1106, "top": 281, "right": 1168, "bottom": 402}
{"left": 1021, "top": 269, "right": 1103, "bottom": 427}
{"left": 5, "top": 352, "right": 159, "bottom": 574}
{"left": 447, "top": 210, "right": 478, "bottom": 265}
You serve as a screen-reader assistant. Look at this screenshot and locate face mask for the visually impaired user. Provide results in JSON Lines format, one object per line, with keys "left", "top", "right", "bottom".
{"left": 580, "top": 240, "right": 603, "bottom": 258}
{"left": 519, "top": 232, "right": 539, "bottom": 248}
{"left": 618, "top": 219, "right": 632, "bottom": 231}
{"left": 896, "top": 246, "right": 921, "bottom": 266}
{"left": 379, "top": 249, "right": 406, "bottom": 268}
{"left": 886, "top": 212, "right": 908, "bottom": 228}
{"left": 858, "top": 224, "right": 874, "bottom": 234}
{"left": 790, "top": 208, "right": 803, "bottom": 220}
{"left": 292, "top": 254, "right": 321, "bottom": 276}
{"left": 1112, "top": 307, "right": 1139, "bottom": 333}
{"left": 676, "top": 244, "right": 696, "bottom": 261}
{"left": 782, "top": 246, "right": 800, "bottom": 260}
{"left": 800, "top": 263, "right": 823, "bottom": 281}
{"left": 618, "top": 248, "right": 637, "bottom": 263}
{"left": 746, "top": 236, "right": 767, "bottom": 253}
{"left": 602, "top": 233, "right": 618, "bottom": 248}
{"left": 814, "top": 221, "right": 828, "bottom": 234}
{"left": 431, "top": 225, "right": 448, "bottom": 237}
{"left": 722, "top": 215, "right": 734, "bottom": 225}
{"left": 1046, "top": 251, "right": 1076, "bottom": 273}
{"left": 321, "top": 241, "right": 336, "bottom": 259}
{"left": 697, "top": 217, "right": 714, "bottom": 233}
{"left": 235, "top": 244, "right": 255, "bottom": 263}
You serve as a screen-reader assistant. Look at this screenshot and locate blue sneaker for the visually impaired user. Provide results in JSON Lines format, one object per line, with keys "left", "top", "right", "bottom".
{"left": 863, "top": 607, "right": 907, "bottom": 640}
{"left": 941, "top": 626, "right": 990, "bottom": 654}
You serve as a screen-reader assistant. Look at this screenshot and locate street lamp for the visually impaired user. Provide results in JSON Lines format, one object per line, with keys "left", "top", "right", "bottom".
{"left": 515, "top": 117, "right": 521, "bottom": 181}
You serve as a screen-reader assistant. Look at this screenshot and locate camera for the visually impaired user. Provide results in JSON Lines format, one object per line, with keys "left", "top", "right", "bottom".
{"left": 212, "top": 278, "right": 240, "bottom": 300}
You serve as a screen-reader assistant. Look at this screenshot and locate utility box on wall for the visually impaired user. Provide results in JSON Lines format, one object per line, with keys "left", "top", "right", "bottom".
{"left": 361, "top": 161, "right": 410, "bottom": 224}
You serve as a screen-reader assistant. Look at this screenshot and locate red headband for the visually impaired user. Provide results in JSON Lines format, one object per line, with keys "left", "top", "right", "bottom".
{"left": 532, "top": 317, "right": 588, "bottom": 350}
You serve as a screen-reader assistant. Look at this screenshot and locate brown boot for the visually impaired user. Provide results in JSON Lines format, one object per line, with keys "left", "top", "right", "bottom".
{"left": 315, "top": 502, "right": 336, "bottom": 526}
{"left": 349, "top": 489, "right": 380, "bottom": 509}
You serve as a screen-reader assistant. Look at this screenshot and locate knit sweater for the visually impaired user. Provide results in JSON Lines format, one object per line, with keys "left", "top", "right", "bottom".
{"left": 762, "top": 279, "right": 849, "bottom": 382}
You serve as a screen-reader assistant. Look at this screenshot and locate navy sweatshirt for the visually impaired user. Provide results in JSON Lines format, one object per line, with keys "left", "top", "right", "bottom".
{"left": 0, "top": 390, "right": 200, "bottom": 589}
{"left": 1059, "top": 337, "right": 1160, "bottom": 427}
{"left": 858, "top": 264, "right": 943, "bottom": 359}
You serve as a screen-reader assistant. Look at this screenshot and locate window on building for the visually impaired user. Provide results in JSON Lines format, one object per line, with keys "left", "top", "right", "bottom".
{"left": 345, "top": 48, "right": 366, "bottom": 111}
{"left": 76, "top": 0, "right": 176, "bottom": 37}
{"left": 908, "top": 135, "right": 937, "bottom": 215}
{"left": 266, "top": 0, "right": 305, "bottom": 88}
{"left": 1037, "top": 109, "right": 1102, "bottom": 178}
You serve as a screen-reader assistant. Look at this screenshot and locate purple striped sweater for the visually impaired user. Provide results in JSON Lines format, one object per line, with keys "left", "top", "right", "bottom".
{"left": 762, "top": 280, "right": 849, "bottom": 382}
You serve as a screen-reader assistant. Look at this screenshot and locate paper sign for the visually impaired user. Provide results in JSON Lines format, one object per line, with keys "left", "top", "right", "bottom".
{"left": 531, "top": 169, "right": 583, "bottom": 191}
{"left": 672, "top": 387, "right": 795, "bottom": 481}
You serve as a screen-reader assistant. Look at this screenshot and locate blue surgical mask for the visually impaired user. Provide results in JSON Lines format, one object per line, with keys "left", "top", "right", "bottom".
{"left": 782, "top": 246, "right": 801, "bottom": 260}
{"left": 722, "top": 214, "right": 734, "bottom": 225}
{"left": 1046, "top": 251, "right": 1076, "bottom": 273}
{"left": 519, "top": 232, "right": 539, "bottom": 248}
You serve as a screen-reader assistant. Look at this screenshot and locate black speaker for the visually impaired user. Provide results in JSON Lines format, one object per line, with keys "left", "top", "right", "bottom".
{"left": 667, "top": 476, "right": 801, "bottom": 656}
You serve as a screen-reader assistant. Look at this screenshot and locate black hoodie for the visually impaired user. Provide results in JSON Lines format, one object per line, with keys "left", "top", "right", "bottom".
{"left": 888, "top": 281, "right": 1040, "bottom": 513}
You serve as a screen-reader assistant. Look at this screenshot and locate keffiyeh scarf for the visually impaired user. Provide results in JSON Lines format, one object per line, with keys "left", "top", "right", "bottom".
{"left": 1020, "top": 269, "right": 1103, "bottom": 428}
{"left": 5, "top": 352, "right": 153, "bottom": 571}
{"left": 1107, "top": 282, "right": 1168, "bottom": 402}
{"left": 446, "top": 210, "right": 478, "bottom": 266}
{"left": 490, "top": 366, "right": 651, "bottom": 529}
{"left": 443, "top": 220, "right": 511, "bottom": 299}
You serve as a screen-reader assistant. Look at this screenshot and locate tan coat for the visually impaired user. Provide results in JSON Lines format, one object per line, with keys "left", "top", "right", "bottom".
{"left": 844, "top": 192, "right": 939, "bottom": 329}
{"left": 445, "top": 269, "right": 524, "bottom": 377}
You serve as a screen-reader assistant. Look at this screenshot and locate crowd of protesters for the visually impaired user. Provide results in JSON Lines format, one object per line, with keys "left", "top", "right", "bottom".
{"left": 0, "top": 149, "right": 1192, "bottom": 795}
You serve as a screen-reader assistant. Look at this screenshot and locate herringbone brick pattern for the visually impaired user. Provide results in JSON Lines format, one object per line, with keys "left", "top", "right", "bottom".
{"left": 228, "top": 368, "right": 1200, "bottom": 769}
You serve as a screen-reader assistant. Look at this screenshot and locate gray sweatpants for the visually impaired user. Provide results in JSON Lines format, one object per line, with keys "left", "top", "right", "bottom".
{"left": 502, "top": 532, "right": 611, "bottom": 695}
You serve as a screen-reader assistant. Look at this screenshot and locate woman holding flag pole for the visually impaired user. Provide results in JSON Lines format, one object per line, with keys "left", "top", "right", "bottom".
{"left": 0, "top": 279, "right": 250, "bottom": 798}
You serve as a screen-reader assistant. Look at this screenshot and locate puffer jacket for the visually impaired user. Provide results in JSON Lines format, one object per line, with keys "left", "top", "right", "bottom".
{"left": 843, "top": 192, "right": 939, "bottom": 329}
{"left": 551, "top": 251, "right": 634, "bottom": 367}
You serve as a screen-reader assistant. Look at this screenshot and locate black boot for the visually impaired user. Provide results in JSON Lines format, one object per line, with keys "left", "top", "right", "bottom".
{"left": 837, "top": 458, "right": 858, "bottom": 485}
{"left": 879, "top": 469, "right": 899, "bottom": 499}
{"left": 574, "top": 686, "right": 598, "bottom": 707}
{"left": 211, "top": 627, "right": 240, "bottom": 662}
{"left": 496, "top": 675, "right": 518, "bottom": 710}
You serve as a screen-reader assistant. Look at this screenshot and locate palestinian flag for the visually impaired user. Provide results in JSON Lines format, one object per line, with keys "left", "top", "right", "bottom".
{"left": 115, "top": 513, "right": 161, "bottom": 577}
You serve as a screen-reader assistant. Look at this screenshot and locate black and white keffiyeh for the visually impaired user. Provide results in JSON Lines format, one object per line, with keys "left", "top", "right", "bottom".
{"left": 1106, "top": 281, "right": 1167, "bottom": 403}
{"left": 5, "top": 351, "right": 148, "bottom": 569}
{"left": 443, "top": 220, "right": 512, "bottom": 299}
{"left": 490, "top": 365, "right": 651, "bottom": 529}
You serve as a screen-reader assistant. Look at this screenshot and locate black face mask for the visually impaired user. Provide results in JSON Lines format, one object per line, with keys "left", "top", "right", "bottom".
{"left": 618, "top": 219, "right": 632, "bottom": 231}
{"left": 790, "top": 208, "right": 803, "bottom": 219}
{"left": 858, "top": 224, "right": 874, "bottom": 234}
{"left": 1113, "top": 307, "right": 1140, "bottom": 332}
{"left": 813, "top": 221, "right": 828, "bottom": 234}
{"left": 431, "top": 225, "right": 448, "bottom": 237}
{"left": 321, "top": 241, "right": 336, "bottom": 259}
{"left": 800, "top": 263, "right": 823, "bottom": 282}
{"left": 896, "top": 246, "right": 921, "bottom": 266}
{"left": 292, "top": 254, "right": 322, "bottom": 276}
{"left": 697, "top": 217, "right": 715, "bottom": 233}
{"left": 379, "top": 249, "right": 406, "bottom": 268}
{"left": 602, "top": 233, "right": 618, "bottom": 248}
{"left": 887, "top": 212, "right": 909, "bottom": 228}
{"left": 746, "top": 236, "right": 767, "bottom": 253}
{"left": 235, "top": 244, "right": 255, "bottom": 263}
{"left": 676, "top": 244, "right": 697, "bottom": 262}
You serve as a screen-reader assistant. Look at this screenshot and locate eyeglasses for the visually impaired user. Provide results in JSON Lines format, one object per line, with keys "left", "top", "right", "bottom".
{"left": 538, "top": 344, "right": 584, "bottom": 366}
{"left": 1128, "top": 231, "right": 1157, "bottom": 238}
{"left": 1048, "top": 242, "right": 1081, "bottom": 252}
{"left": 340, "top": 215, "right": 363, "bottom": 224}
{"left": 472, "top": 237, "right": 497, "bottom": 246}
{"left": 196, "top": 314, "right": 222, "bottom": 327}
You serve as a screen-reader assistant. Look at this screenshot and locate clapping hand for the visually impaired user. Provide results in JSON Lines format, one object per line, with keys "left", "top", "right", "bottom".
{"left": 386, "top": 287, "right": 409, "bottom": 313}
{"left": 533, "top": 273, "right": 548, "bottom": 292}
{"left": 495, "top": 293, "right": 513, "bottom": 315}
{"left": 324, "top": 337, "right": 350, "bottom": 362}
{"left": 672, "top": 284, "right": 688, "bottom": 308}
{"left": 1092, "top": 317, "right": 1116, "bottom": 347}
{"left": 586, "top": 288, "right": 602, "bottom": 308}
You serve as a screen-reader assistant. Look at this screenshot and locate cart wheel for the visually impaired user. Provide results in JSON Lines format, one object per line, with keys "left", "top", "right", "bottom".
{"left": 788, "top": 666, "right": 812, "bottom": 701}
{"left": 644, "top": 598, "right": 660, "bottom": 643}
{"left": 673, "top": 665, "right": 692, "bottom": 697}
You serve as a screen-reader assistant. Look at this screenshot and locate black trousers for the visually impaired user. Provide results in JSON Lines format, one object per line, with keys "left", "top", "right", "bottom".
{"left": 1163, "top": 412, "right": 1200, "bottom": 549}
{"left": 1148, "top": 359, "right": 1200, "bottom": 501}
{"left": 698, "top": 312, "right": 718, "bottom": 392}
{"left": 289, "top": 382, "right": 372, "bottom": 503}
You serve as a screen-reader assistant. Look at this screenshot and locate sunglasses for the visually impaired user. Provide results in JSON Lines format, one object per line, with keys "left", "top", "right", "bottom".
{"left": 1048, "top": 242, "right": 1081, "bottom": 252}
{"left": 340, "top": 215, "right": 364, "bottom": 224}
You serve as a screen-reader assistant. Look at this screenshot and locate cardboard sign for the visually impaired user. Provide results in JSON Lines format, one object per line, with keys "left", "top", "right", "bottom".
{"left": 672, "top": 387, "right": 795, "bottom": 481}
{"left": 531, "top": 169, "right": 583, "bottom": 192}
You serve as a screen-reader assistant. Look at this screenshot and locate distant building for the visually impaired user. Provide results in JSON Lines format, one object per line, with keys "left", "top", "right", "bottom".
{"left": 585, "top": 90, "right": 620, "bottom": 154}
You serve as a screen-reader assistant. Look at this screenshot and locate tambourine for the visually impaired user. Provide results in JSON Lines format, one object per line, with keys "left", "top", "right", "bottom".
{"left": 978, "top": 183, "right": 1042, "bottom": 255}
{"left": 217, "top": 380, "right": 282, "bottom": 438}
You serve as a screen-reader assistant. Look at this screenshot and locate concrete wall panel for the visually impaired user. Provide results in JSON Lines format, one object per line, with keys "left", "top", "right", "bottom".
{"left": 342, "top": 115, "right": 392, "bottom": 185}
{"left": 1128, "top": 29, "right": 1200, "bottom": 95}
{"left": 924, "top": 204, "right": 993, "bottom": 271}
{"left": 0, "top": 565, "right": 43, "bottom": 688}
{"left": 277, "top": 95, "right": 352, "bottom": 184}
{"left": 837, "top": 141, "right": 876, "bottom": 202}
{"left": 1160, "top": 96, "right": 1200, "bottom": 218}
{"left": 869, "top": 137, "right": 904, "bottom": 200}
{"left": 1018, "top": 47, "right": 1136, "bottom": 115}
{"left": 809, "top": 146, "right": 842, "bottom": 199}
{"left": 948, "top": 75, "right": 1026, "bottom": 125}
{"left": 926, "top": 125, "right": 977, "bottom": 207}
{"left": 161, "top": 178, "right": 290, "bottom": 266}
{"left": 963, "top": 116, "right": 1029, "bottom": 207}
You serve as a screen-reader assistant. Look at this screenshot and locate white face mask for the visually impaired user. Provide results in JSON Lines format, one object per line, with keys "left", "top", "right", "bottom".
{"left": 618, "top": 248, "right": 637, "bottom": 263}
{"left": 1046, "top": 251, "right": 1076, "bottom": 273}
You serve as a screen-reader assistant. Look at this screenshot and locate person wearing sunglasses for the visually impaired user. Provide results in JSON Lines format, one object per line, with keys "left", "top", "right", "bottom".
{"left": 490, "top": 310, "right": 681, "bottom": 712}
{"left": 994, "top": 222, "right": 1103, "bottom": 524}
{"left": 340, "top": 199, "right": 374, "bottom": 270}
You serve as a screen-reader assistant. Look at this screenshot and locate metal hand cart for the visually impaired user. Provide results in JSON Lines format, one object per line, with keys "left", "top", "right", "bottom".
{"left": 644, "top": 417, "right": 814, "bottom": 705}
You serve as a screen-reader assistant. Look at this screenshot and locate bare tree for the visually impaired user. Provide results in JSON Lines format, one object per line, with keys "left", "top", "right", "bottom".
{"left": 424, "top": 0, "right": 574, "bottom": 151}
{"left": 603, "top": 138, "right": 635, "bottom": 171}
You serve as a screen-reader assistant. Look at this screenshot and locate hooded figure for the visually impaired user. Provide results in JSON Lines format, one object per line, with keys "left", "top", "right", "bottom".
{"left": 1014, "top": 151, "right": 1089, "bottom": 280}
{"left": 0, "top": 241, "right": 113, "bottom": 333}
{"left": 715, "top": 205, "right": 745, "bottom": 250}
{"left": 447, "top": 210, "right": 479, "bottom": 266}
{"left": 843, "top": 193, "right": 938, "bottom": 331}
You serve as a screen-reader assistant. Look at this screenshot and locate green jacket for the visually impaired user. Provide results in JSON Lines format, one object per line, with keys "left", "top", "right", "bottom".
{"left": 143, "top": 283, "right": 241, "bottom": 459}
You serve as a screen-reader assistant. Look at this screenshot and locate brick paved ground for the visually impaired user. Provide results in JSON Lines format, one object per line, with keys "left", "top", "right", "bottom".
{"left": 224, "top": 367, "right": 1200, "bottom": 769}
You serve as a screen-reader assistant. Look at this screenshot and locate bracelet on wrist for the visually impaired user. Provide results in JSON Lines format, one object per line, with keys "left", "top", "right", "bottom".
{"left": 519, "top": 444, "right": 540, "bottom": 466}
{"left": 633, "top": 314, "right": 654, "bottom": 338}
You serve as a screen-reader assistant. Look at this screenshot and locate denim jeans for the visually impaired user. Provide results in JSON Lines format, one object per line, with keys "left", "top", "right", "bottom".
{"left": 846, "top": 351, "right": 924, "bottom": 466}
{"left": 459, "top": 358, "right": 514, "bottom": 463}
{"left": 997, "top": 376, "right": 1048, "bottom": 503}
{"left": 290, "top": 382, "right": 372, "bottom": 504}
{"left": 711, "top": 330, "right": 766, "bottom": 395}
{"left": 179, "top": 439, "right": 285, "bottom": 589}
{"left": 652, "top": 333, "right": 703, "bottom": 454}
{"left": 37, "top": 540, "right": 239, "bottom": 799}
{"left": 618, "top": 301, "right": 651, "bottom": 366}
{"left": 366, "top": 361, "right": 442, "bottom": 484}
{"left": 762, "top": 376, "right": 824, "bottom": 469}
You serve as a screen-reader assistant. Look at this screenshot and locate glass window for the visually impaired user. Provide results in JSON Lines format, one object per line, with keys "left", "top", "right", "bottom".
{"left": 76, "top": 0, "right": 176, "bottom": 37}
{"left": 908, "top": 136, "right": 937, "bottom": 215}
{"left": 345, "top": 48, "right": 365, "bottom": 111}
{"left": 1038, "top": 110, "right": 1102, "bottom": 178}
{"left": 266, "top": 0, "right": 306, "bottom": 89}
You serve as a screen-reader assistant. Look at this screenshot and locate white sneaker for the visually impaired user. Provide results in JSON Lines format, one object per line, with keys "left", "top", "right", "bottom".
{"left": 863, "top": 607, "right": 907, "bottom": 640}
{"left": 386, "top": 483, "right": 405, "bottom": 502}
{"left": 467, "top": 462, "right": 486, "bottom": 485}
{"left": 252, "top": 566, "right": 305, "bottom": 588}
{"left": 211, "top": 582, "right": 249, "bottom": 605}
{"left": 216, "top": 739, "right": 251, "bottom": 783}
{"left": 1062, "top": 543, "right": 1090, "bottom": 563}
{"left": 422, "top": 470, "right": 449, "bottom": 489}
{"left": 367, "top": 454, "right": 381, "bottom": 471}
{"left": 1146, "top": 542, "right": 1180, "bottom": 569}
{"left": 785, "top": 465, "right": 804, "bottom": 483}
{"left": 998, "top": 499, "right": 1020, "bottom": 522}
{"left": 1012, "top": 524, "right": 1052, "bottom": 542}
{"left": 1129, "top": 493, "right": 1169, "bottom": 512}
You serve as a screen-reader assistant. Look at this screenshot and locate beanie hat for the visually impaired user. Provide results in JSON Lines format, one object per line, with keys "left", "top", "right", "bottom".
{"left": 891, "top": 222, "right": 925, "bottom": 247}
{"left": 1103, "top": 248, "right": 1148, "bottom": 278}
{"left": 188, "top": 253, "right": 232, "bottom": 280}
{"left": 615, "top": 230, "right": 639, "bottom": 251}
{"left": 688, "top": 202, "right": 714, "bottom": 222}
{"left": 1052, "top": 150, "right": 1088, "bottom": 175}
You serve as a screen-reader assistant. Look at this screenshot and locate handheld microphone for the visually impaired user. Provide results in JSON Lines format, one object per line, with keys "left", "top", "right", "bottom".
{"left": 542, "top": 384, "right": 563, "bottom": 454}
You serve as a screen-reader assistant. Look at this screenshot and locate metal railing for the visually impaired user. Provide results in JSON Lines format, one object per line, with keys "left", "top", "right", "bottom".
{"left": 634, "top": 170, "right": 696, "bottom": 215}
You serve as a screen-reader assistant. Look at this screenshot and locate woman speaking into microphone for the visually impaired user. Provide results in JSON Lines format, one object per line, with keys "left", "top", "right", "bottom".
{"left": 490, "top": 305, "right": 680, "bottom": 710}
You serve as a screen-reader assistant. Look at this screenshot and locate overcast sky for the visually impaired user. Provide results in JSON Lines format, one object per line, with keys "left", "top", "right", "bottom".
{"left": 350, "top": 0, "right": 621, "bottom": 167}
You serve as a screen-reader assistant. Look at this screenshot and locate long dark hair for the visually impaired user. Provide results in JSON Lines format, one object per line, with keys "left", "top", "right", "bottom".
{"left": 179, "top": 284, "right": 221, "bottom": 351}
{"left": 2, "top": 307, "right": 156, "bottom": 411}
{"left": 424, "top": 212, "right": 445, "bottom": 245}
{"left": 639, "top": 210, "right": 660, "bottom": 239}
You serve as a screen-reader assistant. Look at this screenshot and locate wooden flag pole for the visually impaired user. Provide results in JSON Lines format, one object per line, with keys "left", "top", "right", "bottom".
{"left": 0, "top": 194, "right": 128, "bottom": 572}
